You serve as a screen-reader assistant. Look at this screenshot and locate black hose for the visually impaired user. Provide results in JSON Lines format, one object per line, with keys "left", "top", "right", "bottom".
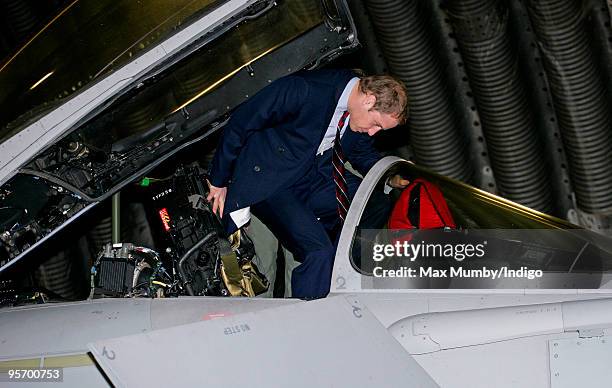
{"left": 177, "top": 231, "right": 216, "bottom": 296}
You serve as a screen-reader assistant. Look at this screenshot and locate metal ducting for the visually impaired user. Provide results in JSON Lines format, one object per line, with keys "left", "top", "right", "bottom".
{"left": 365, "top": 0, "right": 474, "bottom": 183}
{"left": 525, "top": 0, "right": 612, "bottom": 215}
{"left": 446, "top": 0, "right": 554, "bottom": 213}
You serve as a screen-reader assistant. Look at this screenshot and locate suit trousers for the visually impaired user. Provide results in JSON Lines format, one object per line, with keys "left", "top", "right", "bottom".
{"left": 251, "top": 163, "right": 362, "bottom": 299}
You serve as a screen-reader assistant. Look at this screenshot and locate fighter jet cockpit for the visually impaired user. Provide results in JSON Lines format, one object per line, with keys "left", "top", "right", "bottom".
{"left": 334, "top": 157, "right": 612, "bottom": 291}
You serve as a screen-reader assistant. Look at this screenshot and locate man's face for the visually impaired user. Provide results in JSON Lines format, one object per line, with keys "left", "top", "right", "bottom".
{"left": 348, "top": 93, "right": 400, "bottom": 136}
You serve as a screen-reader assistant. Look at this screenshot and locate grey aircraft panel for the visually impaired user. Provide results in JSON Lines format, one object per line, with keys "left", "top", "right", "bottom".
{"left": 369, "top": 295, "right": 612, "bottom": 387}
{"left": 149, "top": 296, "right": 299, "bottom": 330}
{"left": 388, "top": 298, "right": 612, "bottom": 354}
{"left": 2, "top": 292, "right": 609, "bottom": 359}
{"left": 0, "top": 299, "right": 150, "bottom": 359}
{"left": 89, "top": 295, "right": 439, "bottom": 388}
{"left": 408, "top": 328, "right": 612, "bottom": 388}
{"left": 0, "top": 297, "right": 297, "bottom": 388}
{"left": 349, "top": 291, "right": 612, "bottom": 328}
{"left": 412, "top": 331, "right": 579, "bottom": 388}
{"left": 0, "top": 297, "right": 296, "bottom": 358}
{"left": 353, "top": 293, "right": 612, "bottom": 387}
{"left": 549, "top": 336, "right": 612, "bottom": 388}
{"left": 3, "top": 293, "right": 612, "bottom": 387}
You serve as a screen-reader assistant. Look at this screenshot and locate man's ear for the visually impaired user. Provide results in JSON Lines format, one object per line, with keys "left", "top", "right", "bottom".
{"left": 364, "top": 93, "right": 376, "bottom": 109}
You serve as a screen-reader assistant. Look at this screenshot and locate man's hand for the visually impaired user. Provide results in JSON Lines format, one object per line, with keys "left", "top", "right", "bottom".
{"left": 388, "top": 174, "right": 410, "bottom": 189}
{"left": 206, "top": 181, "right": 227, "bottom": 218}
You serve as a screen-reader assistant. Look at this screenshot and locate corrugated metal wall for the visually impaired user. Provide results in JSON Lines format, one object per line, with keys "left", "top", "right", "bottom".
{"left": 355, "top": 0, "right": 612, "bottom": 234}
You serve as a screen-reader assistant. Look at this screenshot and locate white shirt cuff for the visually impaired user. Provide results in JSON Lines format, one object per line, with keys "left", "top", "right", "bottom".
{"left": 384, "top": 176, "right": 393, "bottom": 194}
{"left": 230, "top": 207, "right": 251, "bottom": 229}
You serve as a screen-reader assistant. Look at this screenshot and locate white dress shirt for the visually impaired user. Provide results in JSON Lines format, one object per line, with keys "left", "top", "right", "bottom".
{"left": 316, "top": 77, "right": 359, "bottom": 155}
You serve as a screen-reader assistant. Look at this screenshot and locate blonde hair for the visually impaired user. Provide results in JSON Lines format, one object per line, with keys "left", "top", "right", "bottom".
{"left": 359, "top": 75, "right": 409, "bottom": 124}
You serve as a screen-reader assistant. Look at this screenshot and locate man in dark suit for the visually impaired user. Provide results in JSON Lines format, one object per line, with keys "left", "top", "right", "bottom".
{"left": 207, "top": 68, "right": 409, "bottom": 298}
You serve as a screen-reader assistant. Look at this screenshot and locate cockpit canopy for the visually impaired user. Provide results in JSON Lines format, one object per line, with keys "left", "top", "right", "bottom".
{"left": 334, "top": 157, "right": 612, "bottom": 291}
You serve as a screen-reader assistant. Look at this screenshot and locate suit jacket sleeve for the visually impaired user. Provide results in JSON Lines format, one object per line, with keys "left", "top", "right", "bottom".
{"left": 348, "top": 133, "right": 382, "bottom": 177}
{"left": 209, "top": 75, "right": 310, "bottom": 187}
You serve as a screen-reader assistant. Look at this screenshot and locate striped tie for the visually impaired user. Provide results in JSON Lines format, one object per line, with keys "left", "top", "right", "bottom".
{"left": 333, "top": 110, "right": 351, "bottom": 223}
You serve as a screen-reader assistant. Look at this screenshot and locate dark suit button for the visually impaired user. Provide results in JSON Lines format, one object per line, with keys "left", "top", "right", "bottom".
{"left": 278, "top": 146, "right": 285, "bottom": 153}
{"left": 253, "top": 165, "right": 261, "bottom": 172}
